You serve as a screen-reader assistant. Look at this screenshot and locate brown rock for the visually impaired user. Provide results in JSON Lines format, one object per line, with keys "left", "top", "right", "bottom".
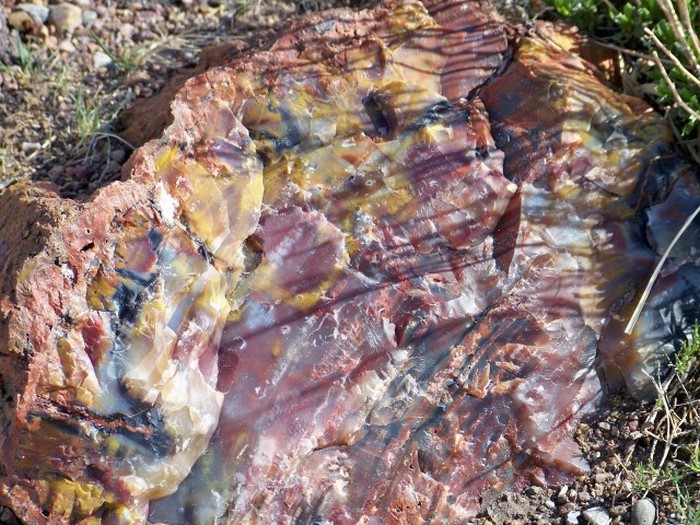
{"left": 48, "top": 3, "right": 82, "bottom": 34}
{"left": 7, "top": 10, "right": 34, "bottom": 32}
{"left": 57, "top": 38, "right": 75, "bottom": 53}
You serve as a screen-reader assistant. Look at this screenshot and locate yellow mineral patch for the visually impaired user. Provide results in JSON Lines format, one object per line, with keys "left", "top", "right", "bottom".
{"left": 106, "top": 435, "right": 121, "bottom": 456}
{"left": 86, "top": 273, "right": 119, "bottom": 311}
{"left": 155, "top": 146, "right": 179, "bottom": 174}
{"left": 17, "top": 258, "right": 39, "bottom": 286}
{"left": 183, "top": 175, "right": 227, "bottom": 249}
{"left": 55, "top": 334, "right": 99, "bottom": 407}
{"left": 271, "top": 341, "right": 282, "bottom": 357}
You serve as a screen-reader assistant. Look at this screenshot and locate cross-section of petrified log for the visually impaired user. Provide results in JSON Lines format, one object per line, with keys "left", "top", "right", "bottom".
{"left": 1, "top": 1, "right": 699, "bottom": 524}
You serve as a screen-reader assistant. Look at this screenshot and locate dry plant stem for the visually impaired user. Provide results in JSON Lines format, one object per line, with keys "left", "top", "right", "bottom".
{"left": 625, "top": 196, "right": 700, "bottom": 335}
{"left": 651, "top": 50, "right": 700, "bottom": 121}
{"left": 655, "top": 385, "right": 675, "bottom": 472}
{"left": 675, "top": 0, "right": 700, "bottom": 75}
{"left": 595, "top": 39, "right": 660, "bottom": 62}
{"left": 89, "top": 132, "right": 135, "bottom": 150}
{"left": 644, "top": 27, "right": 700, "bottom": 91}
{"left": 656, "top": 0, "right": 700, "bottom": 72}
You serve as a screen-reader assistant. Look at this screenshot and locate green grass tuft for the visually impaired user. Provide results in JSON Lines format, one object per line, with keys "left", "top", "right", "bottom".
{"left": 0, "top": 33, "right": 47, "bottom": 78}
{"left": 676, "top": 323, "right": 700, "bottom": 376}
{"left": 89, "top": 30, "right": 139, "bottom": 75}
{"left": 71, "top": 89, "right": 104, "bottom": 144}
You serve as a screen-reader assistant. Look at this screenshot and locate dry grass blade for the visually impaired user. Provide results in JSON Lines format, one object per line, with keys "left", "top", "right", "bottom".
{"left": 625, "top": 199, "right": 700, "bottom": 335}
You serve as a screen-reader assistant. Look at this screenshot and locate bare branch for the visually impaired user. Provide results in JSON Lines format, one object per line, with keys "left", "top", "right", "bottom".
{"left": 653, "top": 52, "right": 700, "bottom": 121}
{"left": 676, "top": 0, "right": 700, "bottom": 72}
{"left": 644, "top": 26, "right": 700, "bottom": 91}
{"left": 656, "top": 0, "right": 700, "bottom": 71}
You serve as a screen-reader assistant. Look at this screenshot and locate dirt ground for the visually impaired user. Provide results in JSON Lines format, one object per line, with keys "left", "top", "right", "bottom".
{"left": 0, "top": 1, "right": 689, "bottom": 524}
{"left": 0, "top": 0, "right": 369, "bottom": 194}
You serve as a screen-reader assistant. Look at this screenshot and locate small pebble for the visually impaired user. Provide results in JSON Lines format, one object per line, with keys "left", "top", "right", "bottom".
{"left": 45, "top": 35, "right": 58, "bottom": 49}
{"left": 609, "top": 505, "right": 627, "bottom": 517}
{"left": 631, "top": 498, "right": 655, "bottom": 525}
{"left": 58, "top": 39, "right": 76, "bottom": 53}
{"left": 110, "top": 148, "right": 127, "bottom": 163}
{"left": 567, "top": 510, "right": 582, "bottom": 525}
{"left": 598, "top": 421, "right": 611, "bottom": 431}
{"left": 525, "top": 486, "right": 542, "bottom": 496}
{"left": 49, "top": 3, "right": 83, "bottom": 34}
{"left": 545, "top": 500, "right": 556, "bottom": 510}
{"left": 558, "top": 486, "right": 569, "bottom": 502}
{"left": 15, "top": 3, "right": 50, "bottom": 24}
{"left": 92, "top": 51, "right": 113, "bottom": 69}
{"left": 119, "top": 22, "right": 136, "bottom": 39}
{"left": 582, "top": 506, "right": 611, "bottom": 525}
{"left": 21, "top": 142, "right": 41, "bottom": 155}
{"left": 48, "top": 165, "right": 64, "bottom": 178}
{"left": 125, "top": 70, "right": 151, "bottom": 86}
{"left": 104, "top": 160, "right": 121, "bottom": 174}
{"left": 7, "top": 10, "right": 34, "bottom": 32}
{"left": 135, "top": 10, "right": 159, "bottom": 24}
{"left": 82, "top": 10, "right": 98, "bottom": 27}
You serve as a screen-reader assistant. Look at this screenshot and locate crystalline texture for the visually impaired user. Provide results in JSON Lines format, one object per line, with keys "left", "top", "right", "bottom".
{"left": 0, "top": 1, "right": 699, "bottom": 524}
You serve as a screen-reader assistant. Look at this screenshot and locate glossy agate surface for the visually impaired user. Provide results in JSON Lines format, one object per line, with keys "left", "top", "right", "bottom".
{"left": 0, "top": 0, "right": 699, "bottom": 524}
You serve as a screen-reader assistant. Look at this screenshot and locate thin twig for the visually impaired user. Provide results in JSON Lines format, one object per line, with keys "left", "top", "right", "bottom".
{"left": 652, "top": 51, "right": 700, "bottom": 121}
{"left": 642, "top": 376, "right": 677, "bottom": 484}
{"left": 676, "top": 0, "right": 700, "bottom": 72}
{"left": 644, "top": 27, "right": 700, "bottom": 91}
{"left": 594, "top": 39, "right": 660, "bottom": 62}
{"left": 656, "top": 0, "right": 700, "bottom": 72}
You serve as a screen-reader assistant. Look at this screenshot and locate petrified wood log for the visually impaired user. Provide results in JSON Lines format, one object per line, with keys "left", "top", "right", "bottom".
{"left": 1, "top": 1, "right": 699, "bottom": 524}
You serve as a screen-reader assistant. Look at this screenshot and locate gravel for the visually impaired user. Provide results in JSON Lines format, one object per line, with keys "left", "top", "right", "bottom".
{"left": 631, "top": 498, "right": 656, "bottom": 525}
{"left": 568, "top": 510, "right": 583, "bottom": 525}
{"left": 48, "top": 3, "right": 83, "bottom": 34}
{"left": 15, "top": 3, "right": 49, "bottom": 23}
{"left": 583, "top": 506, "right": 612, "bottom": 525}
{"left": 1, "top": 0, "right": 351, "bottom": 194}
